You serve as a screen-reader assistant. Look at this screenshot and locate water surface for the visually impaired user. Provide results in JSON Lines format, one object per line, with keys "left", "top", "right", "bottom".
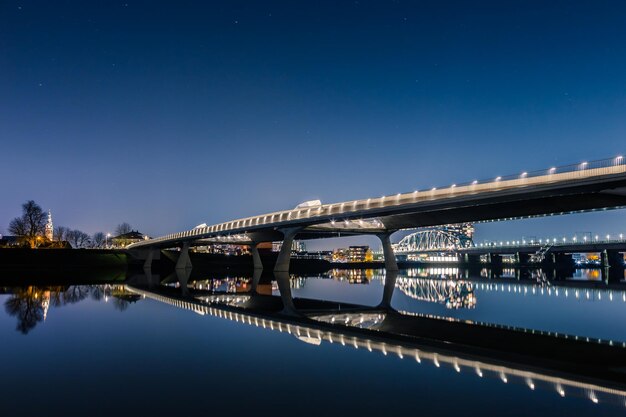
{"left": 1, "top": 268, "right": 625, "bottom": 416}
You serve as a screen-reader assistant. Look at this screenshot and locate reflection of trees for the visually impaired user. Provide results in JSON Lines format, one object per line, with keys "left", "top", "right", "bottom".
{"left": 110, "top": 287, "right": 141, "bottom": 311}
{"left": 4, "top": 287, "right": 48, "bottom": 334}
{"left": 61, "top": 286, "right": 90, "bottom": 304}
{"left": 3, "top": 285, "right": 136, "bottom": 334}
{"left": 90, "top": 286, "right": 105, "bottom": 301}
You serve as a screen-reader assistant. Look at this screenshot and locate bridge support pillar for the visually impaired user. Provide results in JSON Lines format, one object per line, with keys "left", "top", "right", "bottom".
{"left": 176, "top": 242, "right": 192, "bottom": 270}
{"left": 463, "top": 254, "right": 481, "bottom": 265}
{"left": 274, "top": 228, "right": 301, "bottom": 273}
{"left": 488, "top": 253, "right": 502, "bottom": 266}
{"left": 377, "top": 232, "right": 398, "bottom": 271}
{"left": 516, "top": 252, "right": 530, "bottom": 266}
{"left": 143, "top": 248, "right": 161, "bottom": 270}
{"left": 555, "top": 253, "right": 574, "bottom": 268}
{"left": 250, "top": 243, "right": 263, "bottom": 270}
{"left": 603, "top": 250, "right": 624, "bottom": 269}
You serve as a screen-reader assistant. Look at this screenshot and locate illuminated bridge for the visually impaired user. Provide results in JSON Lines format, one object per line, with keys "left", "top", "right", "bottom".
{"left": 129, "top": 156, "right": 626, "bottom": 273}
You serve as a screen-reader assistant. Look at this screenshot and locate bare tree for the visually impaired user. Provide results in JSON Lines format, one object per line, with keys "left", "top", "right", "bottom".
{"left": 92, "top": 232, "right": 106, "bottom": 248}
{"left": 66, "top": 229, "right": 91, "bottom": 248}
{"left": 114, "top": 222, "right": 132, "bottom": 236}
{"left": 8, "top": 200, "right": 47, "bottom": 247}
{"left": 54, "top": 226, "right": 68, "bottom": 242}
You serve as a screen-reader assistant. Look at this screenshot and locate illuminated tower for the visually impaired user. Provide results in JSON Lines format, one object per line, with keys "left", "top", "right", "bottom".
{"left": 45, "top": 210, "right": 54, "bottom": 241}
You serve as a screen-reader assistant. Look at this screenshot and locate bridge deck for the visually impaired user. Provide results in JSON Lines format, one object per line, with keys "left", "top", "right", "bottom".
{"left": 130, "top": 158, "right": 626, "bottom": 249}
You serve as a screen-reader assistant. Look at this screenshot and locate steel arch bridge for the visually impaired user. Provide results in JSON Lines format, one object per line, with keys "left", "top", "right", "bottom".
{"left": 393, "top": 224, "right": 474, "bottom": 253}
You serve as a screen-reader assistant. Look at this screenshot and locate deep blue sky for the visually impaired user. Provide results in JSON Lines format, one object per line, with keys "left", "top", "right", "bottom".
{"left": 2, "top": 1, "right": 626, "bottom": 249}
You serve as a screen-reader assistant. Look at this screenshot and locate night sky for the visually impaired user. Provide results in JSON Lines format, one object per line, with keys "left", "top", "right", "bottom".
{"left": 2, "top": 1, "right": 626, "bottom": 249}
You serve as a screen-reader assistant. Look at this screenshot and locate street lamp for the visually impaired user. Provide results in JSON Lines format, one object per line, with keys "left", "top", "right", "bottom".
{"left": 106, "top": 233, "right": 111, "bottom": 248}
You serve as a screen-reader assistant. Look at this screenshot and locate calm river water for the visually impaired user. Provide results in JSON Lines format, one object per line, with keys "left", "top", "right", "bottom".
{"left": 0, "top": 267, "right": 625, "bottom": 416}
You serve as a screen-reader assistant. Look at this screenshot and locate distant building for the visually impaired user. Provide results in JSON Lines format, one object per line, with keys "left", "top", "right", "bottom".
{"left": 194, "top": 244, "right": 247, "bottom": 256}
{"left": 347, "top": 246, "right": 374, "bottom": 262}
{"left": 332, "top": 248, "right": 347, "bottom": 262}
{"left": 272, "top": 240, "right": 307, "bottom": 253}
{"left": 294, "top": 250, "right": 332, "bottom": 261}
{"left": 111, "top": 230, "right": 149, "bottom": 248}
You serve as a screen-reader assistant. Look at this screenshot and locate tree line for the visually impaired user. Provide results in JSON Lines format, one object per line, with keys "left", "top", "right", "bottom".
{"left": 4, "top": 200, "right": 134, "bottom": 249}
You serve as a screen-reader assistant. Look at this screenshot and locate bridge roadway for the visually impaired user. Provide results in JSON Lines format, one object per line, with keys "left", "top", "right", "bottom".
{"left": 129, "top": 156, "right": 626, "bottom": 272}
{"left": 125, "top": 270, "right": 626, "bottom": 405}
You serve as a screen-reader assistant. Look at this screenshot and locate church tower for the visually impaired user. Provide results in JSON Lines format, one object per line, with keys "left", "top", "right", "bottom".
{"left": 45, "top": 210, "right": 54, "bottom": 241}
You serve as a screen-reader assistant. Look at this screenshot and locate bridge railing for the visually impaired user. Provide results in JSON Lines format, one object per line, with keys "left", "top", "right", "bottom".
{"left": 473, "top": 235, "right": 626, "bottom": 249}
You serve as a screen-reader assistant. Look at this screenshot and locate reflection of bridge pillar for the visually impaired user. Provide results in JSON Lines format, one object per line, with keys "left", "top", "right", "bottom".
{"left": 378, "top": 270, "right": 398, "bottom": 310}
{"left": 175, "top": 266, "right": 191, "bottom": 296}
{"left": 250, "top": 243, "right": 263, "bottom": 270}
{"left": 274, "top": 228, "right": 301, "bottom": 273}
{"left": 377, "top": 232, "right": 398, "bottom": 271}
{"left": 176, "top": 242, "right": 192, "bottom": 270}
{"left": 274, "top": 272, "right": 299, "bottom": 316}
{"left": 250, "top": 268, "right": 262, "bottom": 294}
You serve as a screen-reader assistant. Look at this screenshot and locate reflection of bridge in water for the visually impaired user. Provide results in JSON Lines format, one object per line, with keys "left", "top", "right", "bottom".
{"left": 395, "top": 277, "right": 476, "bottom": 309}
{"left": 390, "top": 268, "right": 626, "bottom": 304}
{"left": 126, "top": 270, "right": 626, "bottom": 407}
{"left": 285, "top": 267, "right": 626, "bottom": 308}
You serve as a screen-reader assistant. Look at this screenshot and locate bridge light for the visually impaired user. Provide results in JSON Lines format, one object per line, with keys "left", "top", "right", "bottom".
{"left": 520, "top": 172, "right": 528, "bottom": 178}
{"left": 431, "top": 187, "right": 437, "bottom": 191}
{"left": 495, "top": 176, "right": 502, "bottom": 181}
{"left": 580, "top": 161, "right": 588, "bottom": 168}
{"left": 472, "top": 180, "right": 478, "bottom": 185}
{"left": 616, "top": 155, "right": 623, "bottom": 163}
{"left": 606, "top": 234, "right": 610, "bottom": 240}
{"left": 549, "top": 167, "right": 556, "bottom": 174}
{"left": 595, "top": 235, "right": 599, "bottom": 241}
{"left": 620, "top": 234, "right": 623, "bottom": 240}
